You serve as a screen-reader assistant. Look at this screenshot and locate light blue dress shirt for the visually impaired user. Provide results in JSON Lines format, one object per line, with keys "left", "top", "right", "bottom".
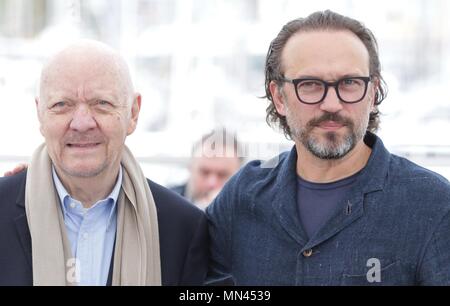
{"left": 52, "top": 166, "right": 121, "bottom": 286}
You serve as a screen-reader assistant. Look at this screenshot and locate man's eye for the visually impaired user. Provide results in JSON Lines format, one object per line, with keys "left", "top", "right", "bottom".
{"left": 52, "top": 101, "right": 67, "bottom": 108}
{"left": 98, "top": 100, "right": 112, "bottom": 106}
{"left": 342, "top": 78, "right": 363, "bottom": 86}
{"left": 343, "top": 79, "right": 356, "bottom": 85}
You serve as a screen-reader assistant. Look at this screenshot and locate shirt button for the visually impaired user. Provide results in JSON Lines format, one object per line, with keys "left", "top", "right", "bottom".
{"left": 302, "top": 249, "right": 313, "bottom": 257}
{"left": 70, "top": 202, "right": 76, "bottom": 209}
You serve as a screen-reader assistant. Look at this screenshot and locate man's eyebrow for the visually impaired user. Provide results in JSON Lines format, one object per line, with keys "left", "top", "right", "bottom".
{"left": 291, "top": 73, "right": 368, "bottom": 80}
{"left": 45, "top": 95, "right": 73, "bottom": 104}
{"left": 45, "top": 91, "right": 121, "bottom": 102}
{"left": 339, "top": 73, "right": 368, "bottom": 78}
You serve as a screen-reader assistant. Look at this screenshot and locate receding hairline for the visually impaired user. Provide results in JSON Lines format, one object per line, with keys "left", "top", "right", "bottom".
{"left": 38, "top": 40, "right": 135, "bottom": 105}
{"left": 290, "top": 27, "right": 370, "bottom": 47}
{"left": 280, "top": 28, "right": 371, "bottom": 71}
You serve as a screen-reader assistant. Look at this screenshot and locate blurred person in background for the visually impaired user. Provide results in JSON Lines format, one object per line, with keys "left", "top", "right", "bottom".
{"left": 171, "top": 129, "right": 243, "bottom": 210}
{"left": 0, "top": 40, "right": 208, "bottom": 286}
{"left": 206, "top": 10, "right": 450, "bottom": 285}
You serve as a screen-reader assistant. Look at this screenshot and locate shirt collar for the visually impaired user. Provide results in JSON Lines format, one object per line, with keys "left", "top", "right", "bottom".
{"left": 52, "top": 166, "right": 123, "bottom": 218}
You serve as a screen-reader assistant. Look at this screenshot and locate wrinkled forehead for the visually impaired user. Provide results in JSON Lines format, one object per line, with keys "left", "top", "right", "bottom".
{"left": 281, "top": 30, "right": 370, "bottom": 77}
{"left": 39, "top": 47, "right": 132, "bottom": 102}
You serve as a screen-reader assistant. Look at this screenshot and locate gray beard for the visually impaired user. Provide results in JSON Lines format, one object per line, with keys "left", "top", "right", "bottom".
{"left": 287, "top": 113, "right": 367, "bottom": 160}
{"left": 302, "top": 130, "right": 356, "bottom": 160}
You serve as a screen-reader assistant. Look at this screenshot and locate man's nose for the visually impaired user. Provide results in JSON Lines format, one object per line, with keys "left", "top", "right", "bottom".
{"left": 319, "top": 86, "right": 344, "bottom": 113}
{"left": 69, "top": 104, "right": 97, "bottom": 132}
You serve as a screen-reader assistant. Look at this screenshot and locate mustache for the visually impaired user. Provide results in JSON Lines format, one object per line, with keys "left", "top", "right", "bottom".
{"left": 63, "top": 133, "right": 105, "bottom": 144}
{"left": 307, "top": 112, "right": 353, "bottom": 128}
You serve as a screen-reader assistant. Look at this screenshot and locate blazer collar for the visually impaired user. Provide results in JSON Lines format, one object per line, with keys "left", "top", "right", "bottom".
{"left": 268, "top": 132, "right": 391, "bottom": 247}
{"left": 15, "top": 170, "right": 27, "bottom": 208}
{"left": 12, "top": 170, "right": 32, "bottom": 267}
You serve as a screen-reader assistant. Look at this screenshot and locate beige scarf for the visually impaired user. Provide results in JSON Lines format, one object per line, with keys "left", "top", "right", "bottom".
{"left": 25, "top": 143, "right": 161, "bottom": 286}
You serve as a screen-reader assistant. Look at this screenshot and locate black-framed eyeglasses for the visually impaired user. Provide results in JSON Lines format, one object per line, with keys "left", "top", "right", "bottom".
{"left": 279, "top": 76, "right": 372, "bottom": 104}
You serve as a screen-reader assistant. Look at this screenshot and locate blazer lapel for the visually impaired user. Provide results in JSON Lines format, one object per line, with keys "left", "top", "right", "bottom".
{"left": 302, "top": 194, "right": 365, "bottom": 251}
{"left": 14, "top": 171, "right": 32, "bottom": 267}
{"left": 14, "top": 214, "right": 32, "bottom": 267}
{"left": 301, "top": 133, "right": 390, "bottom": 251}
{"left": 270, "top": 147, "right": 309, "bottom": 246}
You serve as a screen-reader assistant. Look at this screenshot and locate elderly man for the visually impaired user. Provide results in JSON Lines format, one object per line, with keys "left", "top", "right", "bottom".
{"left": 0, "top": 40, "right": 208, "bottom": 286}
{"left": 206, "top": 10, "right": 450, "bottom": 285}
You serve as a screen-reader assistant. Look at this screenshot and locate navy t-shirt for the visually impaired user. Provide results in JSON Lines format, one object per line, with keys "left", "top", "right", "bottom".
{"left": 297, "top": 171, "right": 360, "bottom": 239}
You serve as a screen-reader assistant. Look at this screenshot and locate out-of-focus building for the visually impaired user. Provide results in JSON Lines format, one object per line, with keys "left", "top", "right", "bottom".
{"left": 1, "top": 0, "right": 450, "bottom": 182}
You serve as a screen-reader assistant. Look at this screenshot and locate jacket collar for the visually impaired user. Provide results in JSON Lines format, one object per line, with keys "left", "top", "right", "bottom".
{"left": 355, "top": 131, "right": 390, "bottom": 195}
{"left": 15, "top": 170, "right": 27, "bottom": 208}
{"left": 12, "top": 170, "right": 32, "bottom": 267}
{"left": 267, "top": 132, "right": 391, "bottom": 248}
{"left": 13, "top": 169, "right": 116, "bottom": 282}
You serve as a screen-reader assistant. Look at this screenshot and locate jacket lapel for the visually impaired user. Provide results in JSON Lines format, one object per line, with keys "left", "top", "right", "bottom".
{"left": 270, "top": 147, "right": 309, "bottom": 246}
{"left": 302, "top": 132, "right": 391, "bottom": 250}
{"left": 14, "top": 214, "right": 32, "bottom": 267}
{"left": 303, "top": 194, "right": 365, "bottom": 251}
{"left": 268, "top": 133, "right": 391, "bottom": 250}
{"left": 14, "top": 171, "right": 32, "bottom": 267}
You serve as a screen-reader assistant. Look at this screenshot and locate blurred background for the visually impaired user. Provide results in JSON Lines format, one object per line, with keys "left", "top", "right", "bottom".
{"left": 1, "top": 0, "right": 450, "bottom": 186}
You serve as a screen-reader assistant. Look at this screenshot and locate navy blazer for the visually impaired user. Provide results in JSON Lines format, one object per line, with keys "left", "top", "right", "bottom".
{"left": 0, "top": 170, "right": 208, "bottom": 286}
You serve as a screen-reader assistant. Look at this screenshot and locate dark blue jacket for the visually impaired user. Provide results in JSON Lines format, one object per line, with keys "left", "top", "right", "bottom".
{"left": 206, "top": 132, "right": 450, "bottom": 285}
{"left": 0, "top": 170, "right": 208, "bottom": 286}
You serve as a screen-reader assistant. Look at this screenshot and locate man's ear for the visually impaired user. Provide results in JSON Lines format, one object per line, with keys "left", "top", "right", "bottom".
{"left": 369, "top": 78, "right": 380, "bottom": 112}
{"left": 127, "top": 93, "right": 141, "bottom": 135}
{"left": 269, "top": 81, "right": 287, "bottom": 116}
